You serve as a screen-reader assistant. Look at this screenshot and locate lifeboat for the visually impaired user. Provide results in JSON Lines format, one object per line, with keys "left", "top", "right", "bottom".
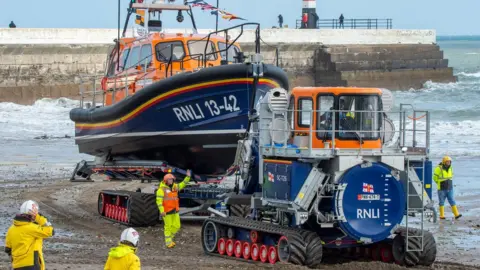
{"left": 69, "top": 1, "right": 289, "bottom": 175}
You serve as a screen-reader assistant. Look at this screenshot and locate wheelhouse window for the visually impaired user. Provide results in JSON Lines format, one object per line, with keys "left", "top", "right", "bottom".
{"left": 338, "top": 95, "right": 380, "bottom": 140}
{"left": 126, "top": 46, "right": 140, "bottom": 69}
{"left": 218, "top": 42, "right": 241, "bottom": 62}
{"left": 155, "top": 41, "right": 185, "bottom": 62}
{"left": 187, "top": 40, "right": 217, "bottom": 61}
{"left": 316, "top": 95, "right": 335, "bottom": 140}
{"left": 139, "top": 44, "right": 153, "bottom": 67}
{"left": 298, "top": 98, "right": 313, "bottom": 127}
{"left": 119, "top": 48, "right": 130, "bottom": 71}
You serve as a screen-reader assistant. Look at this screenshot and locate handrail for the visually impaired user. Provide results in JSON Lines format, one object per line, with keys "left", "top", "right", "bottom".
{"left": 296, "top": 18, "right": 393, "bottom": 29}
{"left": 256, "top": 105, "right": 430, "bottom": 156}
{"left": 79, "top": 23, "right": 260, "bottom": 108}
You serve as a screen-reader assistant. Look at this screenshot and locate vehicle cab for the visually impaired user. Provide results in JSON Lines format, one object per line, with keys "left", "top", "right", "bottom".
{"left": 290, "top": 87, "right": 384, "bottom": 149}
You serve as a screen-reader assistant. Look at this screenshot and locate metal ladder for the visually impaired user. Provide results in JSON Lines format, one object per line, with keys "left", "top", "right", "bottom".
{"left": 405, "top": 157, "right": 425, "bottom": 252}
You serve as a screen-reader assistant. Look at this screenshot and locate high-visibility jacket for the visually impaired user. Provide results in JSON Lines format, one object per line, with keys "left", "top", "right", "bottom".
{"left": 156, "top": 176, "right": 191, "bottom": 215}
{"left": 433, "top": 164, "right": 453, "bottom": 190}
{"left": 104, "top": 243, "right": 140, "bottom": 270}
{"left": 5, "top": 214, "right": 54, "bottom": 270}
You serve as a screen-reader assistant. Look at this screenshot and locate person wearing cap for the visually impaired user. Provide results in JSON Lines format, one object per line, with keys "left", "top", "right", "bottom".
{"left": 5, "top": 200, "right": 54, "bottom": 270}
{"left": 156, "top": 169, "right": 192, "bottom": 248}
{"left": 104, "top": 227, "right": 141, "bottom": 270}
{"left": 433, "top": 155, "right": 462, "bottom": 220}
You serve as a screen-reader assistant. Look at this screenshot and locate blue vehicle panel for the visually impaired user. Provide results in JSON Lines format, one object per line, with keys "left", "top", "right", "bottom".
{"left": 262, "top": 160, "right": 311, "bottom": 202}
{"left": 263, "top": 162, "right": 291, "bottom": 200}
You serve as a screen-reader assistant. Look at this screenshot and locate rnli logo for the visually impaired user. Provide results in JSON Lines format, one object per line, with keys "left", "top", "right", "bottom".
{"left": 268, "top": 172, "right": 274, "bottom": 182}
{"left": 362, "top": 182, "right": 374, "bottom": 193}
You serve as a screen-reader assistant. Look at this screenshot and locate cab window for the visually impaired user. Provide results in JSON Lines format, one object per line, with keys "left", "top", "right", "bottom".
{"left": 338, "top": 95, "right": 380, "bottom": 140}
{"left": 155, "top": 41, "right": 185, "bottom": 62}
{"left": 218, "top": 42, "right": 241, "bottom": 62}
{"left": 298, "top": 98, "right": 313, "bottom": 127}
{"left": 316, "top": 95, "right": 335, "bottom": 139}
{"left": 187, "top": 40, "right": 217, "bottom": 61}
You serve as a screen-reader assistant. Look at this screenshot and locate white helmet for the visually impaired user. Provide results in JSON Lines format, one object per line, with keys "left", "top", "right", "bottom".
{"left": 120, "top": 228, "right": 140, "bottom": 247}
{"left": 19, "top": 200, "right": 39, "bottom": 217}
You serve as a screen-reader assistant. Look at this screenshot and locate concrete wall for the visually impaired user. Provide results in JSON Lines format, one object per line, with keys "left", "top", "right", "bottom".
{"left": 0, "top": 28, "right": 436, "bottom": 45}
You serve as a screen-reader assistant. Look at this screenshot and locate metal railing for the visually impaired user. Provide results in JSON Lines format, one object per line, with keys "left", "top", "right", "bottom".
{"left": 256, "top": 106, "right": 430, "bottom": 156}
{"left": 296, "top": 18, "right": 393, "bottom": 29}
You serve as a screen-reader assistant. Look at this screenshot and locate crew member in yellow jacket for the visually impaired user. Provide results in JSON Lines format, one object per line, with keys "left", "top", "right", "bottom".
{"left": 104, "top": 227, "right": 141, "bottom": 270}
{"left": 4, "top": 200, "right": 54, "bottom": 270}
{"left": 433, "top": 156, "right": 462, "bottom": 220}
{"left": 156, "top": 169, "right": 192, "bottom": 248}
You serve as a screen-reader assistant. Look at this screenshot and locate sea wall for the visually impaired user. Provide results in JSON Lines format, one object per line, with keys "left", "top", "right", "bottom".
{"left": 0, "top": 28, "right": 456, "bottom": 104}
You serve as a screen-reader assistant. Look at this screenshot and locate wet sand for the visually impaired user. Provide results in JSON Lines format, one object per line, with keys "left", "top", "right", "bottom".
{"left": 0, "top": 178, "right": 479, "bottom": 270}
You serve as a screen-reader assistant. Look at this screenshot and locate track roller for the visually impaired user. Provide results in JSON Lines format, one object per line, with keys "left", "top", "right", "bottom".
{"left": 251, "top": 243, "right": 260, "bottom": 261}
{"left": 242, "top": 242, "right": 251, "bottom": 260}
{"left": 201, "top": 216, "right": 324, "bottom": 268}
{"left": 259, "top": 245, "right": 268, "bottom": 263}
{"left": 234, "top": 240, "right": 243, "bottom": 258}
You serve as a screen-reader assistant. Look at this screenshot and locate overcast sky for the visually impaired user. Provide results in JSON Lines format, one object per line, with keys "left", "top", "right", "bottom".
{"left": 1, "top": 0, "right": 479, "bottom": 35}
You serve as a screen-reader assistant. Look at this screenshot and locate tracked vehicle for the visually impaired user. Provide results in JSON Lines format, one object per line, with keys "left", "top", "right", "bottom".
{"left": 68, "top": 1, "right": 437, "bottom": 267}
{"left": 200, "top": 86, "right": 437, "bottom": 267}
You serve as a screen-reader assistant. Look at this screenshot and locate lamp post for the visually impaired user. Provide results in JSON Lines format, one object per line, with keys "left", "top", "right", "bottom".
{"left": 215, "top": 0, "right": 219, "bottom": 31}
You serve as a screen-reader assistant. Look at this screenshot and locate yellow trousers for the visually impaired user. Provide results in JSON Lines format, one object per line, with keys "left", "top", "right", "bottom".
{"left": 163, "top": 213, "right": 180, "bottom": 246}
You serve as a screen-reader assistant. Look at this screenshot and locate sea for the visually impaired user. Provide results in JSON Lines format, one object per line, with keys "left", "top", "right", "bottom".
{"left": 0, "top": 37, "right": 479, "bottom": 190}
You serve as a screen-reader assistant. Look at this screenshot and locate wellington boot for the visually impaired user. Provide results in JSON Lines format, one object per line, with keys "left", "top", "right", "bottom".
{"left": 452, "top": 205, "right": 462, "bottom": 219}
{"left": 439, "top": 206, "right": 445, "bottom": 220}
{"left": 166, "top": 243, "right": 175, "bottom": 249}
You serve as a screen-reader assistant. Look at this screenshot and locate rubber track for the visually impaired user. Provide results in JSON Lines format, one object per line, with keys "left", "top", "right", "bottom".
{"left": 229, "top": 204, "right": 251, "bottom": 218}
{"left": 301, "top": 231, "right": 324, "bottom": 268}
{"left": 100, "top": 191, "right": 159, "bottom": 227}
{"left": 418, "top": 231, "right": 437, "bottom": 266}
{"left": 204, "top": 216, "right": 323, "bottom": 267}
{"left": 393, "top": 227, "right": 422, "bottom": 266}
{"left": 128, "top": 192, "right": 159, "bottom": 227}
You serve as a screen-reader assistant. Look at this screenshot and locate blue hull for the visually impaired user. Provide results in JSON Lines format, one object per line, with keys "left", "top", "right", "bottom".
{"left": 70, "top": 63, "right": 289, "bottom": 174}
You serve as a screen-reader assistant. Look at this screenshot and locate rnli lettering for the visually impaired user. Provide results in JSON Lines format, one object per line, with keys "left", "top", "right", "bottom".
{"left": 172, "top": 95, "right": 241, "bottom": 123}
{"left": 173, "top": 104, "right": 205, "bottom": 122}
{"left": 356, "top": 208, "right": 380, "bottom": 219}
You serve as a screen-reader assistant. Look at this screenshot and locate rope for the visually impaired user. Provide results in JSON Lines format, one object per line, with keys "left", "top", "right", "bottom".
{"left": 407, "top": 114, "right": 427, "bottom": 121}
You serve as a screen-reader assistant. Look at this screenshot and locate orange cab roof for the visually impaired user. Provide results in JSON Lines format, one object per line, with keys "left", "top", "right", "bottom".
{"left": 292, "top": 87, "right": 382, "bottom": 96}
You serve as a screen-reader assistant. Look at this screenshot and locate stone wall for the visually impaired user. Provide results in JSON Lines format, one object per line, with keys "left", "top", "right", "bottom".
{"left": 0, "top": 28, "right": 455, "bottom": 104}
{"left": 313, "top": 44, "right": 457, "bottom": 89}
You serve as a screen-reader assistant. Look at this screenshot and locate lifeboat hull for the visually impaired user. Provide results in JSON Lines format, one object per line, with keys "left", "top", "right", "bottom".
{"left": 70, "top": 63, "right": 289, "bottom": 175}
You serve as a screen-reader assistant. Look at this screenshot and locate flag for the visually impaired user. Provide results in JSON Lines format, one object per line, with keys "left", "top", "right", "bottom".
{"left": 187, "top": 0, "right": 246, "bottom": 21}
{"left": 135, "top": 14, "right": 144, "bottom": 27}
